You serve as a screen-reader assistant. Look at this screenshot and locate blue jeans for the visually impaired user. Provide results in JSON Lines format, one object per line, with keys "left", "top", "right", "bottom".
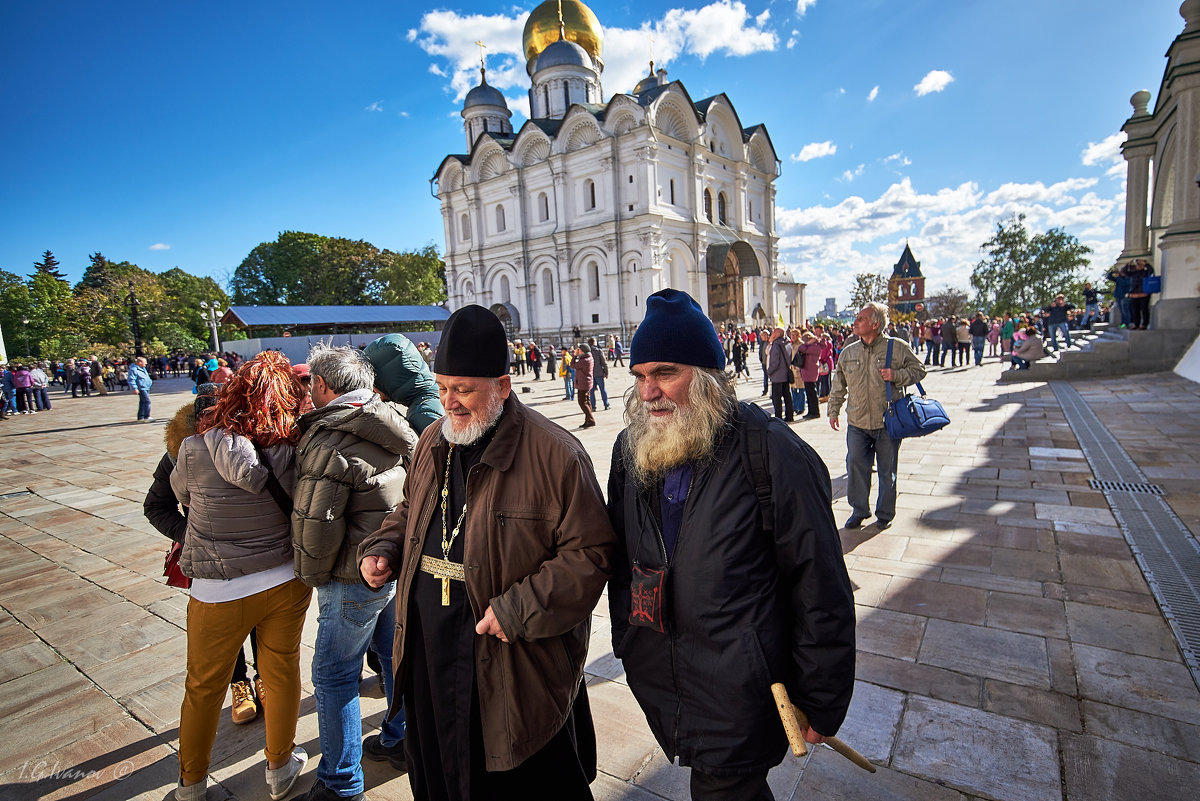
{"left": 563, "top": 373, "right": 574, "bottom": 399}
{"left": 1117, "top": 297, "right": 1131, "bottom": 326}
{"left": 846, "top": 425, "right": 900, "bottom": 522}
{"left": 1082, "top": 302, "right": 1100, "bottom": 327}
{"left": 972, "top": 335, "right": 985, "bottom": 365}
{"left": 590, "top": 373, "right": 609, "bottom": 410}
{"left": 940, "top": 341, "right": 955, "bottom": 366}
{"left": 791, "top": 387, "right": 805, "bottom": 416}
{"left": 137, "top": 390, "right": 151, "bottom": 419}
{"left": 312, "top": 580, "right": 404, "bottom": 795}
{"left": 1048, "top": 322, "right": 1070, "bottom": 350}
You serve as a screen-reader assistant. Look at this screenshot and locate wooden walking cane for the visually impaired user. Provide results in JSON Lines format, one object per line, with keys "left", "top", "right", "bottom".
{"left": 770, "top": 683, "right": 876, "bottom": 774}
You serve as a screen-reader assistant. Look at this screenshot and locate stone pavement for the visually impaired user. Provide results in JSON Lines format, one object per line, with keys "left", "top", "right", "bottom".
{"left": 1, "top": 355, "right": 1199, "bottom": 801}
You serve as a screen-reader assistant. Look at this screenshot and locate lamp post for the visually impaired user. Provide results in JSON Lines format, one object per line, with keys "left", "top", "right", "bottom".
{"left": 200, "top": 301, "right": 222, "bottom": 352}
{"left": 126, "top": 281, "right": 144, "bottom": 357}
{"left": 21, "top": 315, "right": 30, "bottom": 357}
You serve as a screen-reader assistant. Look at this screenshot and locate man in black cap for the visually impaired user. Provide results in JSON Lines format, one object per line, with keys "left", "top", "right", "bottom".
{"left": 358, "top": 304, "right": 615, "bottom": 801}
{"left": 607, "top": 289, "right": 856, "bottom": 801}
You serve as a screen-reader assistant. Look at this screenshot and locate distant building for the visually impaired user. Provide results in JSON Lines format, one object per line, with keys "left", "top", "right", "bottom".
{"left": 888, "top": 243, "right": 925, "bottom": 315}
{"left": 431, "top": 0, "right": 791, "bottom": 343}
{"left": 822, "top": 297, "right": 837, "bottom": 318}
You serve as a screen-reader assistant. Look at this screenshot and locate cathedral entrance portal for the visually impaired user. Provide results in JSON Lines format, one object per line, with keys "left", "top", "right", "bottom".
{"left": 489, "top": 302, "right": 520, "bottom": 338}
{"left": 704, "top": 241, "right": 760, "bottom": 326}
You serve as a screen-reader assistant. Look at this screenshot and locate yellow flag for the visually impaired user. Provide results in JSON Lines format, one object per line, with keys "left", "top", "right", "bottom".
{"left": 777, "top": 312, "right": 785, "bottom": 326}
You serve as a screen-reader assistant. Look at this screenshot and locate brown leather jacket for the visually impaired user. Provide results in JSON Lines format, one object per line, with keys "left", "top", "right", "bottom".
{"left": 358, "top": 393, "right": 615, "bottom": 770}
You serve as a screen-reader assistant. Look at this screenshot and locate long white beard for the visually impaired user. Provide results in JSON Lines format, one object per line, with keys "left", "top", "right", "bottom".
{"left": 442, "top": 392, "right": 505, "bottom": 445}
{"left": 623, "top": 371, "right": 732, "bottom": 487}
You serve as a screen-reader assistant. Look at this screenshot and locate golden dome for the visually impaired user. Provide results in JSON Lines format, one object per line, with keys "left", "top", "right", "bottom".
{"left": 522, "top": 0, "right": 603, "bottom": 65}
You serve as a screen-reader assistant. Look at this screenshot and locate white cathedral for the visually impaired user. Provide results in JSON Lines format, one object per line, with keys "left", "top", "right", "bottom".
{"left": 432, "top": 0, "right": 805, "bottom": 343}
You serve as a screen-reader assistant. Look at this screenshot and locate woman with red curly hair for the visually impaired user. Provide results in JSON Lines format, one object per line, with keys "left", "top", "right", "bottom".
{"left": 169, "top": 351, "right": 312, "bottom": 801}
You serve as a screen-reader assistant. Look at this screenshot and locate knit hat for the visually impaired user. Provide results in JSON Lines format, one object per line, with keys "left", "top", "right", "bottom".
{"left": 630, "top": 289, "right": 725, "bottom": 370}
{"left": 433, "top": 305, "right": 509, "bottom": 377}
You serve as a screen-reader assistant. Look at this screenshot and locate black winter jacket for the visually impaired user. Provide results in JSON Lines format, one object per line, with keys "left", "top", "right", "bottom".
{"left": 607, "top": 402, "right": 856, "bottom": 775}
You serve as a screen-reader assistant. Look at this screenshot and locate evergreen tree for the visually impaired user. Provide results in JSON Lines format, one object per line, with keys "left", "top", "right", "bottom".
{"left": 32, "top": 250, "right": 67, "bottom": 281}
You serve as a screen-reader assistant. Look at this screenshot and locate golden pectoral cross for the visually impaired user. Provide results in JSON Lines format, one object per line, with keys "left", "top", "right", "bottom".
{"left": 420, "top": 554, "right": 466, "bottom": 606}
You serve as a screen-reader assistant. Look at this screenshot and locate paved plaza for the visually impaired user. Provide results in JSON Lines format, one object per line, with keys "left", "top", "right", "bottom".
{"left": 2, "top": 355, "right": 1200, "bottom": 801}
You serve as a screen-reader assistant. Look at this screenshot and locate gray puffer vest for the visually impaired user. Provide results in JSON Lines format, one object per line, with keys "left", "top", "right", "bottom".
{"left": 169, "top": 427, "right": 296, "bottom": 580}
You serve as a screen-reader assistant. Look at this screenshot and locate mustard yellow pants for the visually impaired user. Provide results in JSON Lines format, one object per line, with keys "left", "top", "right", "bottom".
{"left": 178, "top": 578, "right": 312, "bottom": 782}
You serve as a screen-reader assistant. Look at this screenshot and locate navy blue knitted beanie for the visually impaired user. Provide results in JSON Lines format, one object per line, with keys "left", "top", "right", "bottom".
{"left": 630, "top": 289, "right": 725, "bottom": 370}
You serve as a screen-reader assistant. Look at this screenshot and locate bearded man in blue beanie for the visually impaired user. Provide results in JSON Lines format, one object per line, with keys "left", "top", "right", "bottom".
{"left": 607, "top": 288, "right": 856, "bottom": 801}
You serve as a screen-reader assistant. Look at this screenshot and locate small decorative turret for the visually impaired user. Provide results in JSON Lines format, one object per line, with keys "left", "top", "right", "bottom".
{"left": 461, "top": 43, "right": 513, "bottom": 151}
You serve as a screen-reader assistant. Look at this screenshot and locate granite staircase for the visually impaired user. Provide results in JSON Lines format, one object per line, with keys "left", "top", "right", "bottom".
{"left": 998, "top": 322, "right": 1197, "bottom": 382}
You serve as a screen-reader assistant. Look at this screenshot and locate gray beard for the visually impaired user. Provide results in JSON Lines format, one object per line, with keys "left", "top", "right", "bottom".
{"left": 442, "top": 394, "right": 505, "bottom": 446}
{"left": 623, "top": 374, "right": 732, "bottom": 488}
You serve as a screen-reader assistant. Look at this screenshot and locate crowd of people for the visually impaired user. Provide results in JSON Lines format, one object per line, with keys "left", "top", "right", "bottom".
{"left": 129, "top": 295, "right": 862, "bottom": 801}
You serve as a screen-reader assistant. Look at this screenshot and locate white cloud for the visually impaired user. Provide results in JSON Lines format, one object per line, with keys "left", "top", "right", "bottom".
{"left": 786, "top": 29, "right": 799, "bottom": 49}
{"left": 796, "top": 0, "right": 818, "bottom": 15}
{"left": 790, "top": 141, "right": 836, "bottom": 162}
{"left": 1080, "top": 131, "right": 1123, "bottom": 167}
{"left": 884, "top": 152, "right": 911, "bottom": 167}
{"left": 774, "top": 175, "right": 1127, "bottom": 306}
{"left": 410, "top": 2, "right": 778, "bottom": 109}
{"left": 365, "top": 101, "right": 384, "bottom": 112}
{"left": 149, "top": 243, "right": 170, "bottom": 251}
{"left": 398, "top": 111, "right": 410, "bottom": 118}
{"left": 838, "top": 87, "right": 846, "bottom": 95}
{"left": 840, "top": 163, "right": 865, "bottom": 182}
{"left": 914, "top": 70, "right": 954, "bottom": 96}
{"left": 867, "top": 85, "right": 879, "bottom": 102}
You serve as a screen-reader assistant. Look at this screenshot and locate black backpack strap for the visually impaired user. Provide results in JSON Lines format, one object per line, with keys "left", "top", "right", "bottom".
{"left": 255, "top": 445, "right": 294, "bottom": 516}
{"left": 739, "top": 403, "right": 774, "bottom": 536}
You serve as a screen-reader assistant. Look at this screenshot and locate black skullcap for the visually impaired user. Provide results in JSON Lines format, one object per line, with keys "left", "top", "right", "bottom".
{"left": 433, "top": 305, "right": 509, "bottom": 377}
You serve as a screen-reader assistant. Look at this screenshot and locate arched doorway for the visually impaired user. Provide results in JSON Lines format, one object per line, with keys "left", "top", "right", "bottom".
{"left": 705, "top": 241, "right": 760, "bottom": 326}
{"left": 489, "top": 302, "right": 520, "bottom": 338}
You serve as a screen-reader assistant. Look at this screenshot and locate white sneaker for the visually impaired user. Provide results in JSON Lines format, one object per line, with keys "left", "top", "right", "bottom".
{"left": 265, "top": 746, "right": 307, "bottom": 800}
{"left": 175, "top": 777, "right": 207, "bottom": 801}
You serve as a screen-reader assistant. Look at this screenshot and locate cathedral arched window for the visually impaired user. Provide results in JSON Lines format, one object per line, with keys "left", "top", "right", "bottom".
{"left": 703, "top": 189, "right": 713, "bottom": 222}
{"left": 585, "top": 179, "right": 596, "bottom": 210}
{"left": 669, "top": 179, "right": 676, "bottom": 205}
{"left": 542, "top": 268, "right": 555, "bottom": 304}
{"left": 588, "top": 261, "right": 600, "bottom": 300}
{"left": 718, "top": 192, "right": 728, "bottom": 225}
{"left": 495, "top": 204, "right": 506, "bottom": 232}
{"left": 498, "top": 274, "right": 511, "bottom": 304}
{"left": 563, "top": 81, "right": 571, "bottom": 109}
{"left": 538, "top": 193, "right": 549, "bottom": 222}
{"left": 460, "top": 213, "right": 471, "bottom": 241}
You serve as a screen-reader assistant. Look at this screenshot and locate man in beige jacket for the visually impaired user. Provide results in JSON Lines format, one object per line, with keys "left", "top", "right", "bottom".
{"left": 829, "top": 302, "right": 926, "bottom": 530}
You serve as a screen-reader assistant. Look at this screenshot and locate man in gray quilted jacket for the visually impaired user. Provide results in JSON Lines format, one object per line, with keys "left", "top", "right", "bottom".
{"left": 292, "top": 343, "right": 418, "bottom": 801}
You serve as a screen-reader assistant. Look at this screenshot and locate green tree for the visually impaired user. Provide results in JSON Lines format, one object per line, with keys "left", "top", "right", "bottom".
{"left": 33, "top": 249, "right": 68, "bottom": 281}
{"left": 377, "top": 243, "right": 447, "bottom": 305}
{"left": 971, "top": 214, "right": 1092, "bottom": 315}
{"left": 848, "top": 272, "right": 888, "bottom": 311}
{"left": 158, "top": 267, "right": 229, "bottom": 342}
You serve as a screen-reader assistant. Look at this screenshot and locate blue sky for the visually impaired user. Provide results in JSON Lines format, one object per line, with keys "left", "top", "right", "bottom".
{"left": 0, "top": 0, "right": 1185, "bottom": 308}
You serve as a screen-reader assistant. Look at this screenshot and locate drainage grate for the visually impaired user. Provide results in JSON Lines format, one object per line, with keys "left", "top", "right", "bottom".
{"left": 1054, "top": 382, "right": 1200, "bottom": 692}
{"left": 1089, "top": 479, "right": 1166, "bottom": 495}
{"left": 0, "top": 490, "right": 33, "bottom": 500}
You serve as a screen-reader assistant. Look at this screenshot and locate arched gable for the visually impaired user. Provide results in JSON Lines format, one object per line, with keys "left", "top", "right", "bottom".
{"left": 474, "top": 147, "right": 509, "bottom": 181}
{"left": 652, "top": 97, "right": 696, "bottom": 142}
{"left": 747, "top": 131, "right": 775, "bottom": 174}
{"left": 560, "top": 115, "right": 603, "bottom": 152}
{"left": 602, "top": 96, "right": 644, "bottom": 136}
{"left": 703, "top": 99, "right": 742, "bottom": 160}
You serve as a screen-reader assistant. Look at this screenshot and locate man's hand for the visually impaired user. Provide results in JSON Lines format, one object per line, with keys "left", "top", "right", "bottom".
{"left": 879, "top": 367, "right": 894, "bottom": 382}
{"left": 360, "top": 555, "right": 393, "bottom": 588}
{"left": 475, "top": 605, "right": 510, "bottom": 643}
{"left": 801, "top": 725, "right": 828, "bottom": 745}
{"left": 829, "top": 415, "right": 840, "bottom": 431}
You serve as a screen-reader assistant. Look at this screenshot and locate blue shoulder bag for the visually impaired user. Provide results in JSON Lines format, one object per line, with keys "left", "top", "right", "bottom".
{"left": 884, "top": 339, "right": 950, "bottom": 440}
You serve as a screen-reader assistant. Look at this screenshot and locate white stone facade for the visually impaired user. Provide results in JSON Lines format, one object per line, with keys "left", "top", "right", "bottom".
{"left": 1120, "top": 0, "right": 1200, "bottom": 332}
{"left": 433, "top": 9, "right": 787, "bottom": 344}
